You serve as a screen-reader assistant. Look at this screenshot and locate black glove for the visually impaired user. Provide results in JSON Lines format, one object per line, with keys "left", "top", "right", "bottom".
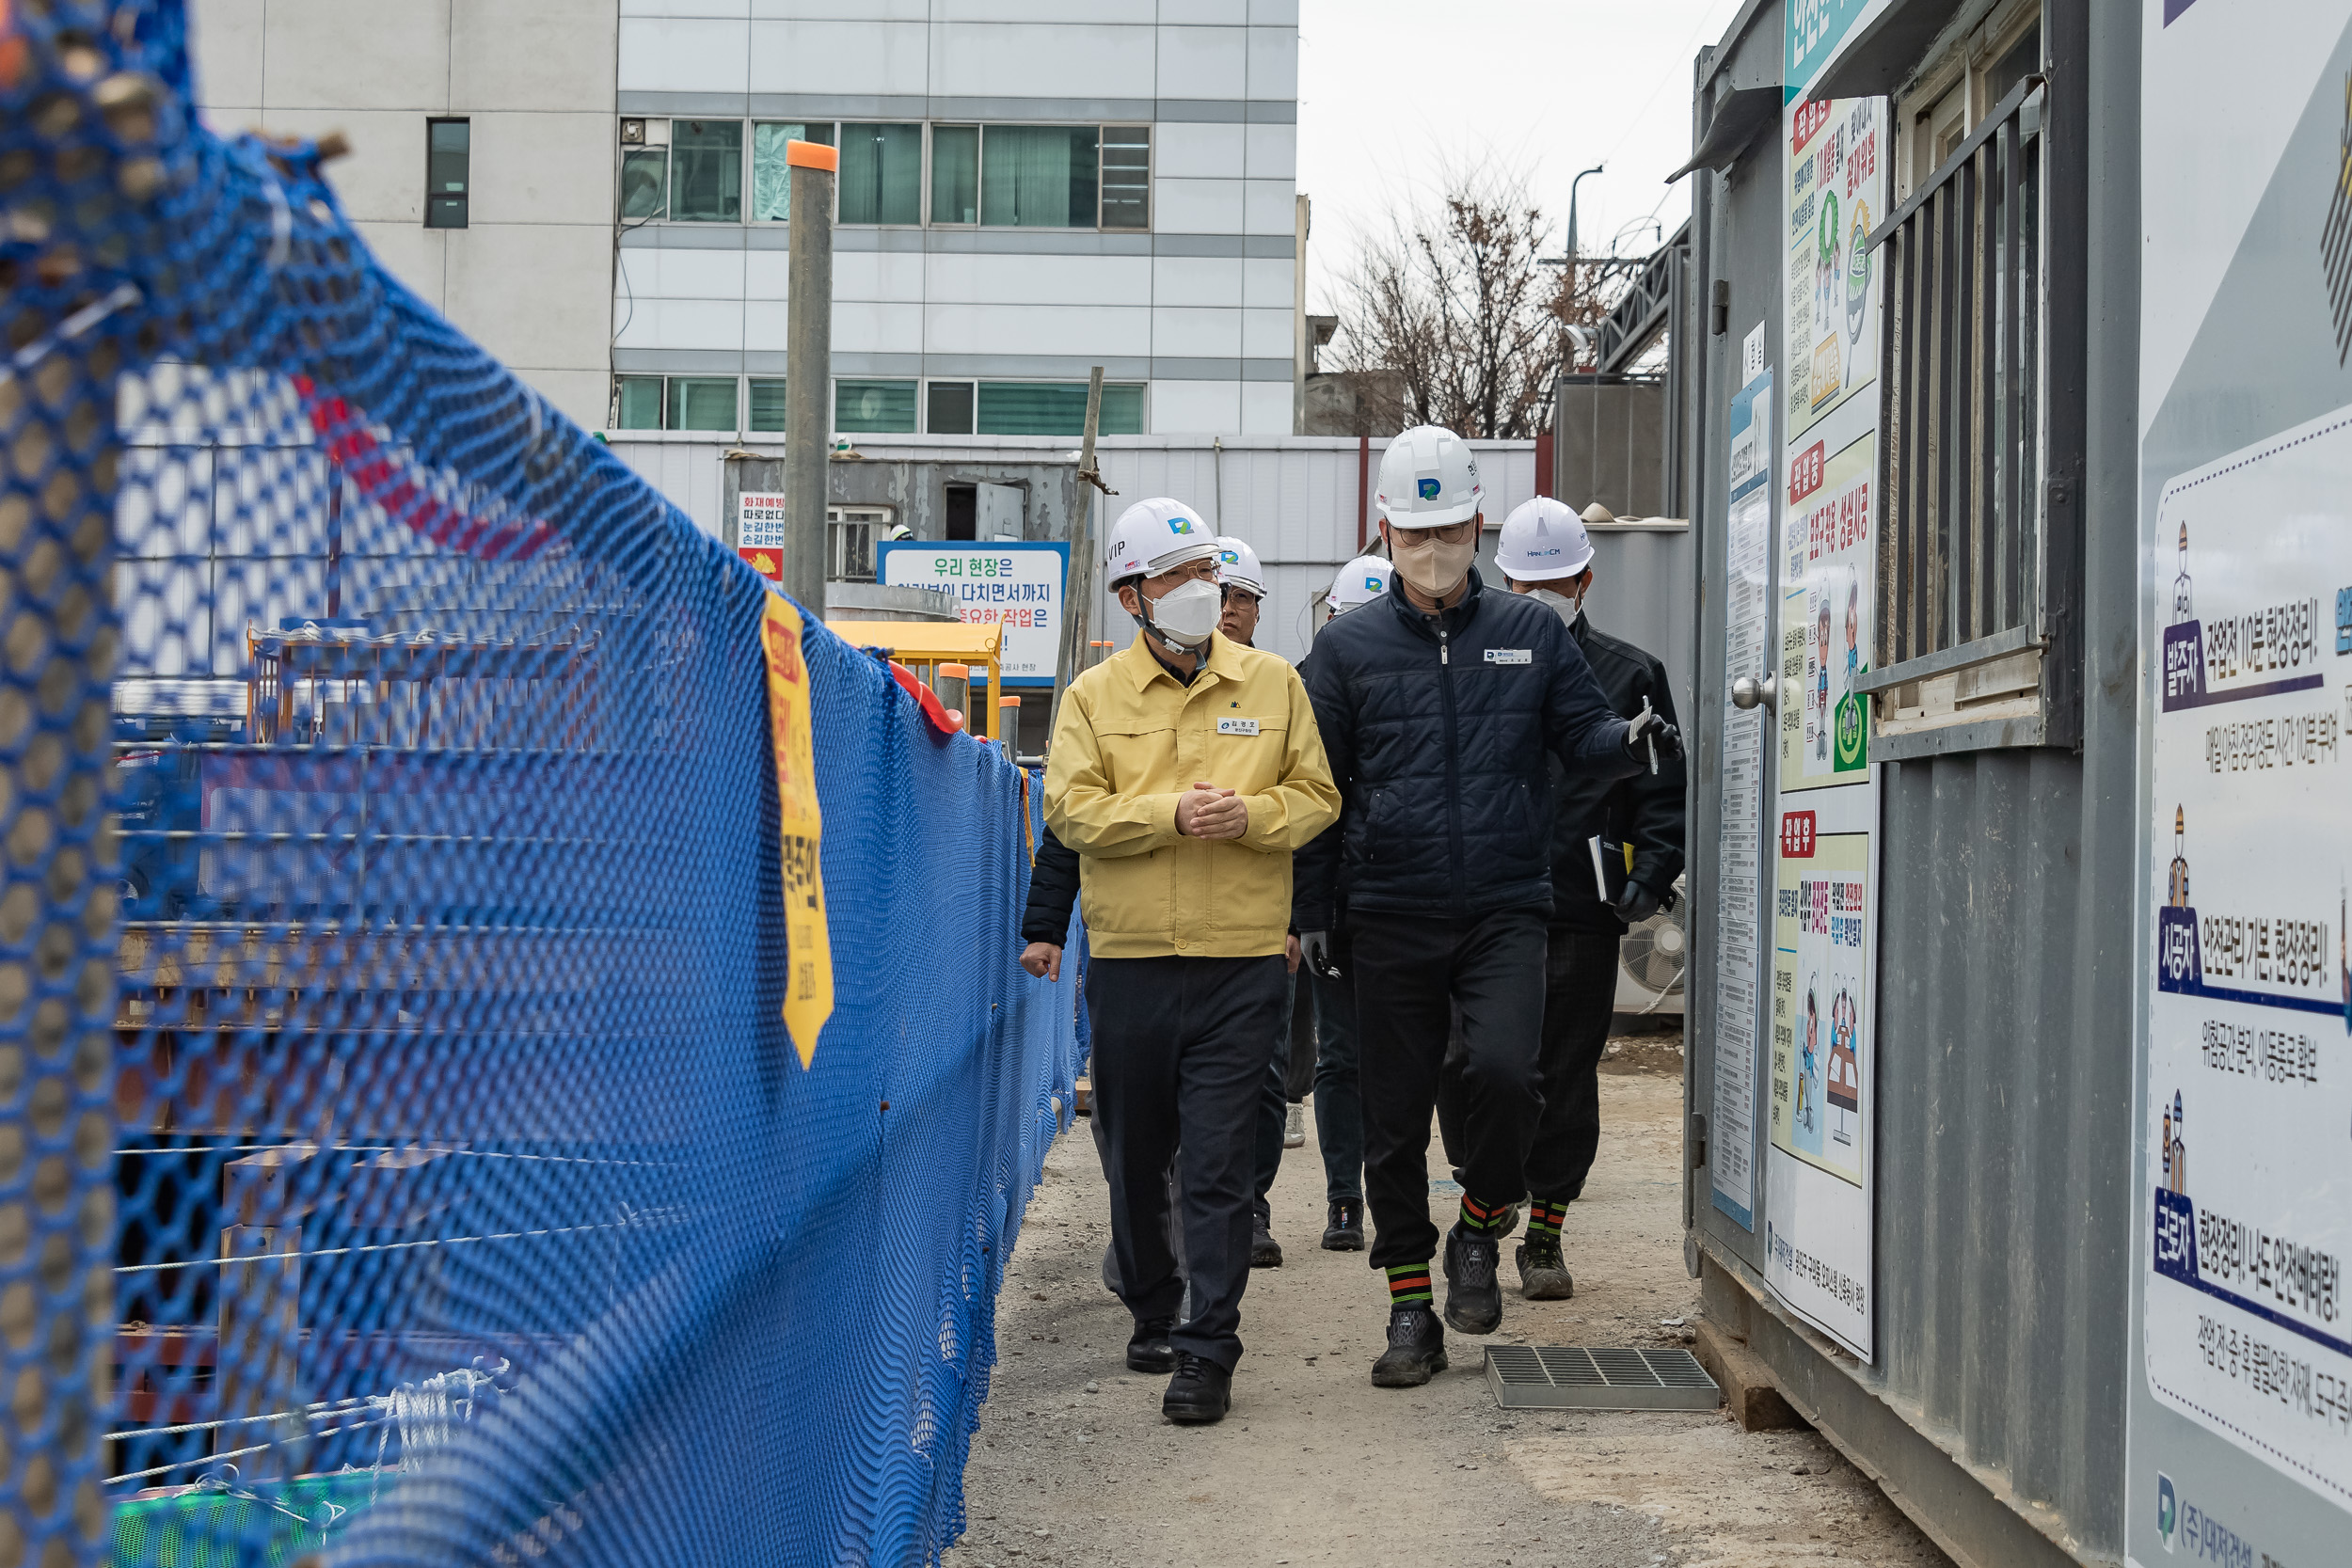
{"left": 1625, "top": 709, "right": 1685, "bottom": 767}
{"left": 1614, "top": 878, "right": 1665, "bottom": 924}
{"left": 1300, "top": 930, "right": 1343, "bottom": 980}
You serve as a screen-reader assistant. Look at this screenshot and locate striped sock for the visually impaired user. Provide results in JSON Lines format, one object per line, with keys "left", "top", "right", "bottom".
{"left": 1526, "top": 1199, "right": 1567, "bottom": 1240}
{"left": 1385, "top": 1264, "right": 1434, "bottom": 1309}
{"left": 1459, "top": 1194, "right": 1513, "bottom": 1235}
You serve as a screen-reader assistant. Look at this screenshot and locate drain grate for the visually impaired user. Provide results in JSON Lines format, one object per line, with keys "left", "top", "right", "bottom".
{"left": 1484, "top": 1344, "right": 1722, "bottom": 1411}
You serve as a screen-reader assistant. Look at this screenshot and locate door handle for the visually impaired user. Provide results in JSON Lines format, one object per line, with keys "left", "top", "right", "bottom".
{"left": 1730, "top": 673, "right": 1778, "bottom": 711}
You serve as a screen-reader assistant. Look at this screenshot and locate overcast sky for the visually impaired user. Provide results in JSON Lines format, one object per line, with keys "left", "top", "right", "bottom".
{"left": 1295, "top": 0, "right": 1752, "bottom": 315}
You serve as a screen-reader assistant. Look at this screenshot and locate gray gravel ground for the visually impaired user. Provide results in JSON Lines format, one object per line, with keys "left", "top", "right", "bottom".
{"left": 946, "top": 1044, "right": 1950, "bottom": 1568}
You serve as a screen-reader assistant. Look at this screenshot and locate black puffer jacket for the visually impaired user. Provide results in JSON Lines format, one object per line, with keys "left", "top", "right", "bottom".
{"left": 1021, "top": 823, "right": 1083, "bottom": 944}
{"left": 1294, "top": 568, "right": 1638, "bottom": 928}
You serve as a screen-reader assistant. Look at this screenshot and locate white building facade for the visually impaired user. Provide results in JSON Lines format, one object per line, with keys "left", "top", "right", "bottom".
{"left": 612, "top": 0, "right": 1304, "bottom": 440}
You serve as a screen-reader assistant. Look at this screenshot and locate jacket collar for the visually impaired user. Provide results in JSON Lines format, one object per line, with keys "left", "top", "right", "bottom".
{"left": 1385, "top": 563, "right": 1486, "bottom": 641}
{"left": 1117, "top": 628, "right": 1241, "bottom": 692}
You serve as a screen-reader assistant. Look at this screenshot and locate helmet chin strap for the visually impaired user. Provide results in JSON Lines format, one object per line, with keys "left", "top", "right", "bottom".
{"left": 1131, "top": 602, "right": 1205, "bottom": 657}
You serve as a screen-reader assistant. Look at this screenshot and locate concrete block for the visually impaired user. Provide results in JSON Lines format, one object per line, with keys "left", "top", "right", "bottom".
{"left": 1692, "top": 1314, "right": 1809, "bottom": 1432}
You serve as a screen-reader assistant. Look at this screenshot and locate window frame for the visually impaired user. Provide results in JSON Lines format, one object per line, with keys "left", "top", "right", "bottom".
{"left": 424, "top": 117, "right": 469, "bottom": 230}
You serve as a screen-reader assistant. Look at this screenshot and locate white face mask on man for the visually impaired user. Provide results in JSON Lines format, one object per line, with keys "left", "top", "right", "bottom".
{"left": 1390, "top": 531, "right": 1478, "bottom": 599}
{"left": 1136, "top": 577, "right": 1222, "bottom": 648}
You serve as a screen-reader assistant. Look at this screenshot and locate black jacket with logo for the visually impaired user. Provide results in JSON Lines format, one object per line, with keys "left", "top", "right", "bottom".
{"left": 1292, "top": 568, "right": 1638, "bottom": 929}
{"left": 1525, "top": 594, "right": 1687, "bottom": 935}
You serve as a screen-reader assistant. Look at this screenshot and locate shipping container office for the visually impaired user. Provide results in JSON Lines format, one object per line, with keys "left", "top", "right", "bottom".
{"left": 1675, "top": 2, "right": 2142, "bottom": 1565}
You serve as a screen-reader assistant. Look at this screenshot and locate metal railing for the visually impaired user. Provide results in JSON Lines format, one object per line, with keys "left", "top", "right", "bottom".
{"left": 1867, "top": 76, "right": 2045, "bottom": 674}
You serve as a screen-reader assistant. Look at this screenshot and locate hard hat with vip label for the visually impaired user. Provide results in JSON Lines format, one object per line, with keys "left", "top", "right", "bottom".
{"left": 1104, "top": 498, "right": 1220, "bottom": 580}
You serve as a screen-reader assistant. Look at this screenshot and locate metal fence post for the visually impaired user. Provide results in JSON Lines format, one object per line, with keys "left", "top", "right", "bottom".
{"left": 785, "top": 139, "right": 837, "bottom": 616}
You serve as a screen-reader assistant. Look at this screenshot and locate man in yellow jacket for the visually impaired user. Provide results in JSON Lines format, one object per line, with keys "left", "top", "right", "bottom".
{"left": 1046, "top": 496, "right": 1339, "bottom": 1425}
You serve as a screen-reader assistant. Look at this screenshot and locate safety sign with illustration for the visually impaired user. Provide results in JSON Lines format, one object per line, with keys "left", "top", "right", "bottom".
{"left": 2143, "top": 407, "right": 2352, "bottom": 1508}
{"left": 1772, "top": 829, "right": 1869, "bottom": 1183}
{"left": 1780, "top": 433, "right": 1874, "bottom": 787}
{"left": 1785, "top": 94, "right": 1883, "bottom": 439}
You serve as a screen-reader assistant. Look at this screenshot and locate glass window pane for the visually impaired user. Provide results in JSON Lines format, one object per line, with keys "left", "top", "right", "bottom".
{"left": 973, "top": 382, "right": 1145, "bottom": 436}
{"left": 666, "top": 377, "right": 739, "bottom": 431}
{"left": 615, "top": 377, "right": 664, "bottom": 430}
{"left": 1099, "top": 384, "right": 1144, "bottom": 435}
{"left": 981, "top": 126, "right": 1099, "bottom": 228}
{"left": 751, "top": 122, "right": 804, "bottom": 222}
{"left": 620, "top": 148, "right": 668, "bottom": 220}
{"left": 927, "top": 381, "right": 976, "bottom": 435}
{"left": 747, "top": 377, "right": 789, "bottom": 432}
{"left": 834, "top": 380, "right": 916, "bottom": 433}
{"left": 1101, "top": 126, "right": 1150, "bottom": 230}
{"left": 930, "top": 125, "right": 978, "bottom": 224}
{"left": 839, "top": 123, "right": 922, "bottom": 225}
{"left": 671, "top": 119, "right": 742, "bottom": 222}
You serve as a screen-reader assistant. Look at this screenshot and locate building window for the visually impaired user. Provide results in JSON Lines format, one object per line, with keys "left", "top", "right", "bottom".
{"left": 748, "top": 377, "right": 788, "bottom": 433}
{"left": 835, "top": 380, "right": 917, "bottom": 434}
{"left": 931, "top": 125, "right": 978, "bottom": 224}
{"left": 425, "top": 119, "right": 469, "bottom": 229}
{"left": 978, "top": 381, "right": 1144, "bottom": 436}
{"left": 839, "top": 122, "right": 923, "bottom": 225}
{"left": 621, "top": 144, "right": 667, "bottom": 220}
{"left": 1101, "top": 126, "right": 1150, "bottom": 230}
{"left": 927, "top": 379, "right": 976, "bottom": 435}
{"left": 612, "top": 375, "right": 739, "bottom": 432}
{"left": 671, "top": 119, "right": 743, "bottom": 222}
{"left": 982, "top": 126, "right": 1100, "bottom": 228}
{"left": 751, "top": 121, "right": 834, "bottom": 222}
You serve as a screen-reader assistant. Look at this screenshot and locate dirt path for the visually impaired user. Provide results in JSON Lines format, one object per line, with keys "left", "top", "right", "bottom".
{"left": 949, "top": 1047, "right": 1950, "bottom": 1568}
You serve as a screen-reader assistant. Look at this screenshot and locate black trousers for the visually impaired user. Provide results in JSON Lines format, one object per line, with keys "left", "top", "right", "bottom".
{"left": 1437, "top": 927, "right": 1619, "bottom": 1205}
{"left": 1250, "top": 968, "right": 1299, "bottom": 1227}
{"left": 1350, "top": 911, "right": 1548, "bottom": 1271}
{"left": 1087, "top": 953, "right": 1287, "bottom": 1370}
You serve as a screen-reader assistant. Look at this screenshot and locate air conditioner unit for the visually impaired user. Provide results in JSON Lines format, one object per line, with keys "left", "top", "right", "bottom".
{"left": 1614, "top": 873, "right": 1687, "bottom": 1020}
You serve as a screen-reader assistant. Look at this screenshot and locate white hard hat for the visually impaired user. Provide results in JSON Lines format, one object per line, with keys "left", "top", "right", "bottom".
{"left": 1214, "top": 536, "right": 1266, "bottom": 599}
{"left": 1496, "top": 498, "right": 1594, "bottom": 582}
{"left": 1375, "top": 425, "right": 1485, "bottom": 529}
{"left": 1104, "top": 498, "right": 1219, "bottom": 580}
{"left": 1327, "top": 555, "right": 1393, "bottom": 615}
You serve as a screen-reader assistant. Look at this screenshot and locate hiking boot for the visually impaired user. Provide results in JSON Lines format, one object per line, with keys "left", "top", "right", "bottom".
{"left": 1250, "top": 1212, "right": 1283, "bottom": 1268}
{"left": 1283, "top": 1102, "right": 1307, "bottom": 1148}
{"left": 1516, "top": 1232, "right": 1575, "bottom": 1300}
{"left": 1442, "top": 1223, "right": 1503, "bottom": 1335}
{"left": 1126, "top": 1316, "right": 1176, "bottom": 1373}
{"left": 1163, "top": 1353, "right": 1232, "bottom": 1423}
{"left": 1370, "top": 1305, "right": 1450, "bottom": 1387}
{"left": 1321, "top": 1197, "right": 1365, "bottom": 1251}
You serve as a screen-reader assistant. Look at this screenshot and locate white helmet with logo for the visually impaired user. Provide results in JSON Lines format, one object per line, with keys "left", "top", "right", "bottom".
{"left": 1326, "top": 555, "right": 1393, "bottom": 616}
{"left": 1104, "top": 497, "right": 1219, "bottom": 581}
{"left": 1496, "top": 497, "right": 1595, "bottom": 582}
{"left": 1375, "top": 424, "right": 1485, "bottom": 529}
{"left": 1214, "top": 535, "right": 1266, "bottom": 599}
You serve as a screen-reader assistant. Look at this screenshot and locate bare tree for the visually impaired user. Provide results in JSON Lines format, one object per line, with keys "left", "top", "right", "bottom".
{"left": 1329, "top": 167, "right": 1631, "bottom": 438}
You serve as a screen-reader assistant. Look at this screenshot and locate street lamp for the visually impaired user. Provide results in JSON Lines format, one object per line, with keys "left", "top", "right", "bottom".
{"left": 1565, "top": 164, "right": 1605, "bottom": 264}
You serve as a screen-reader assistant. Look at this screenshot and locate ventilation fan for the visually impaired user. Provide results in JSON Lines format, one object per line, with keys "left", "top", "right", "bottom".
{"left": 1614, "top": 873, "right": 1688, "bottom": 1018}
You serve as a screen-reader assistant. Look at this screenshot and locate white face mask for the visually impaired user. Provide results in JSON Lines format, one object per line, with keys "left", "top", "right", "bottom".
{"left": 1138, "top": 577, "right": 1221, "bottom": 648}
{"left": 1391, "top": 532, "right": 1477, "bottom": 599}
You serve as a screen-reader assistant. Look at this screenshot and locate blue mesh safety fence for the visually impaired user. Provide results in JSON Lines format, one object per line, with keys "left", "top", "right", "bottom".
{"left": 0, "top": 5, "right": 1081, "bottom": 1564}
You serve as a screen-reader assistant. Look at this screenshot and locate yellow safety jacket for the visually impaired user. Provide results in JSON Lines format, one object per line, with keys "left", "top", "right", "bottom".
{"left": 1045, "top": 631, "right": 1339, "bottom": 958}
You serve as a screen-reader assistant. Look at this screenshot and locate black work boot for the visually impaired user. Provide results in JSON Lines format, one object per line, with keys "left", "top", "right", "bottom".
{"left": 1162, "top": 1352, "right": 1232, "bottom": 1423}
{"left": 1126, "top": 1316, "right": 1176, "bottom": 1373}
{"left": 1516, "top": 1232, "right": 1575, "bottom": 1300}
{"left": 1250, "top": 1211, "right": 1283, "bottom": 1267}
{"left": 1321, "top": 1197, "right": 1365, "bottom": 1251}
{"left": 1442, "top": 1222, "right": 1503, "bottom": 1335}
{"left": 1370, "top": 1304, "right": 1449, "bottom": 1387}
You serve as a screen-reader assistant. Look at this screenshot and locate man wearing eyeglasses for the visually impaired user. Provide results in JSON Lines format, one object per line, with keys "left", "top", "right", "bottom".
{"left": 1292, "top": 426, "right": 1682, "bottom": 1387}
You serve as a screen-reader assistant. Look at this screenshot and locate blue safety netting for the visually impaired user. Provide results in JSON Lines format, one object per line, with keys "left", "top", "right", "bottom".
{"left": 0, "top": 5, "right": 1080, "bottom": 1564}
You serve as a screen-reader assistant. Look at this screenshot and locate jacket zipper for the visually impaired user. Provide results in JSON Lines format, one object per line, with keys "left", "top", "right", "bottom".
{"left": 1437, "top": 619, "right": 1466, "bottom": 919}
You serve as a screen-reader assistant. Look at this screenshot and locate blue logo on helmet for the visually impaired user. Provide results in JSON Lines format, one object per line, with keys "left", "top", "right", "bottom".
{"left": 1219, "top": 548, "right": 1239, "bottom": 564}
{"left": 1417, "top": 478, "right": 1442, "bottom": 500}
{"left": 1169, "top": 516, "right": 1196, "bottom": 534}
{"left": 1363, "top": 575, "right": 1383, "bottom": 592}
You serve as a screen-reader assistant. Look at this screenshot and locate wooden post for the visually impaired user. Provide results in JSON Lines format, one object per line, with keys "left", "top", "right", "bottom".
{"left": 1051, "top": 367, "right": 1113, "bottom": 732}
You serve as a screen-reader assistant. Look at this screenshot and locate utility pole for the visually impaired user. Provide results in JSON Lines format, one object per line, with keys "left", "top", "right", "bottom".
{"left": 1051, "top": 366, "right": 1116, "bottom": 732}
{"left": 783, "top": 138, "right": 836, "bottom": 615}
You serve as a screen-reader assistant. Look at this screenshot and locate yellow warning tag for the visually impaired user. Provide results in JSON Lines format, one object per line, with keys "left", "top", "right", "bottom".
{"left": 761, "top": 595, "right": 834, "bottom": 1069}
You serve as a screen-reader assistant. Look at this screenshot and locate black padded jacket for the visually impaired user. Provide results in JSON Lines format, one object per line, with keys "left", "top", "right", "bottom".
{"left": 1021, "top": 823, "right": 1083, "bottom": 945}
{"left": 1292, "top": 567, "right": 1639, "bottom": 929}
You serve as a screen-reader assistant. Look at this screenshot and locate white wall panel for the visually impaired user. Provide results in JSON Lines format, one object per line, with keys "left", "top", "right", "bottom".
{"left": 748, "top": 20, "right": 930, "bottom": 94}
{"left": 743, "top": 299, "right": 788, "bottom": 349}
{"left": 1240, "top": 256, "right": 1292, "bottom": 309}
{"left": 927, "top": 0, "right": 1153, "bottom": 21}
{"left": 1146, "top": 380, "right": 1240, "bottom": 436}
{"left": 624, "top": 0, "right": 751, "bottom": 15}
{"left": 1243, "top": 121, "right": 1295, "bottom": 180}
{"left": 1154, "top": 25, "right": 1247, "bottom": 99}
{"left": 1242, "top": 178, "right": 1295, "bottom": 234}
{"left": 617, "top": 16, "right": 749, "bottom": 92}
{"left": 1248, "top": 0, "right": 1299, "bottom": 26}
{"left": 1238, "top": 307, "right": 1291, "bottom": 359}
{"left": 924, "top": 303, "right": 1152, "bottom": 357}
{"left": 1152, "top": 178, "right": 1246, "bottom": 234}
{"left": 1245, "top": 24, "right": 1297, "bottom": 97}
{"left": 453, "top": 2, "right": 619, "bottom": 113}
{"left": 754, "top": 0, "right": 930, "bottom": 20}
{"left": 832, "top": 249, "right": 928, "bottom": 302}
{"left": 928, "top": 23, "right": 1154, "bottom": 98}
{"left": 192, "top": 0, "right": 265, "bottom": 109}
{"left": 744, "top": 250, "right": 792, "bottom": 300}
{"left": 1156, "top": 0, "right": 1248, "bottom": 22}
{"left": 262, "top": 2, "right": 449, "bottom": 110}
{"left": 923, "top": 253, "right": 1152, "bottom": 308}
{"left": 1152, "top": 121, "right": 1247, "bottom": 180}
{"left": 467, "top": 111, "right": 619, "bottom": 226}
{"left": 603, "top": 437, "right": 730, "bottom": 537}
{"left": 831, "top": 300, "right": 925, "bottom": 355}
{"left": 1150, "top": 256, "right": 1245, "bottom": 309}
{"left": 1151, "top": 307, "right": 1243, "bottom": 357}
{"left": 619, "top": 246, "right": 746, "bottom": 299}
{"left": 1239, "top": 380, "right": 1291, "bottom": 435}
{"left": 613, "top": 297, "right": 744, "bottom": 351}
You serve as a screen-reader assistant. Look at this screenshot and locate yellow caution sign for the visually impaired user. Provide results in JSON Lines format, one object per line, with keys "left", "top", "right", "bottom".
{"left": 761, "top": 595, "right": 834, "bottom": 1068}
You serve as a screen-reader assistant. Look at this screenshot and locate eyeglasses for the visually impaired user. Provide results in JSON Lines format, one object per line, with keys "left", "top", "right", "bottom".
{"left": 1396, "top": 519, "right": 1479, "bottom": 545}
{"left": 1145, "top": 559, "right": 1220, "bottom": 589}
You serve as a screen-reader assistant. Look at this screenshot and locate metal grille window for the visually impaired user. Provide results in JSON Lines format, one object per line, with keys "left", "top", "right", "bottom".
{"left": 1860, "top": 75, "right": 2057, "bottom": 752}
{"left": 829, "top": 507, "right": 890, "bottom": 582}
